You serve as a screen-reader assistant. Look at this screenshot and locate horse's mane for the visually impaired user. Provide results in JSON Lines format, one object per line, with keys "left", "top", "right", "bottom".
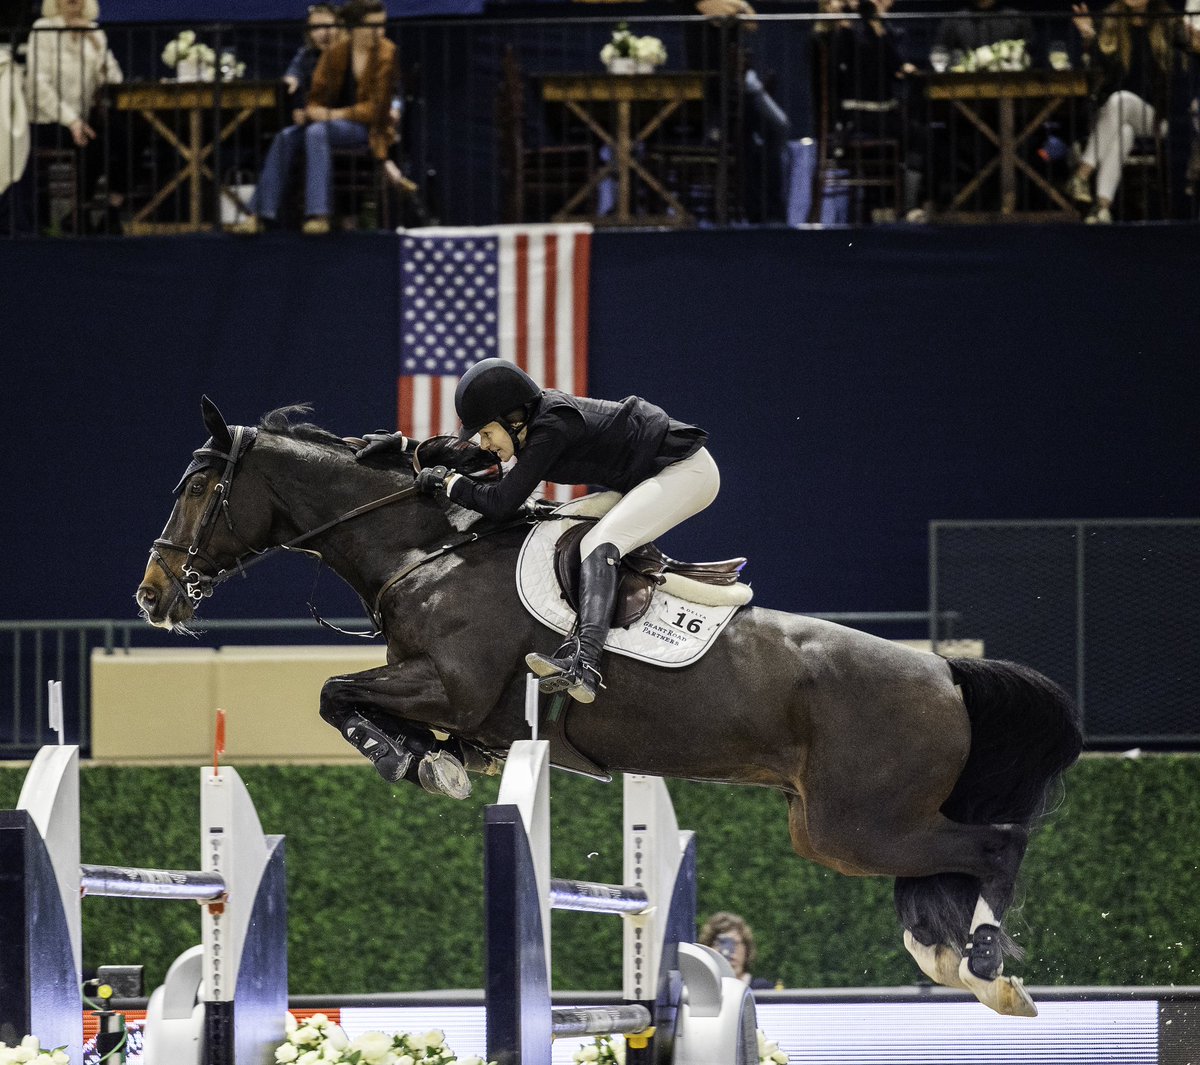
{"left": 257, "top": 404, "right": 354, "bottom": 451}
{"left": 255, "top": 404, "right": 499, "bottom": 481}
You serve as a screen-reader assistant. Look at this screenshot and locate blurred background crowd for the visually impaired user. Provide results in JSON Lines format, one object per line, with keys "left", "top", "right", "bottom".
{"left": 1, "top": 0, "right": 1199, "bottom": 235}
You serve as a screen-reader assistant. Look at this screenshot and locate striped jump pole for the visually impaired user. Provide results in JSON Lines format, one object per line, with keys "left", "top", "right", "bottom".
{"left": 484, "top": 727, "right": 697, "bottom": 1065}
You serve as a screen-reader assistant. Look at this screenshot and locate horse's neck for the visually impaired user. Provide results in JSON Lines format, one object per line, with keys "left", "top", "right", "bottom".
{"left": 264, "top": 442, "right": 461, "bottom": 601}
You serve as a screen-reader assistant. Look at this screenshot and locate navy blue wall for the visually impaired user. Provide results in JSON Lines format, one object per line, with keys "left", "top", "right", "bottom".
{"left": 2, "top": 226, "right": 1196, "bottom": 627}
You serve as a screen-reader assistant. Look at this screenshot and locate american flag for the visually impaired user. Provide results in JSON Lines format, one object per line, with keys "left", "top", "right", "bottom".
{"left": 397, "top": 223, "right": 592, "bottom": 440}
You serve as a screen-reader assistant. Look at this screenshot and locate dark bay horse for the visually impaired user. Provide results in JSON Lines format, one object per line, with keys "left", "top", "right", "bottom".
{"left": 136, "top": 400, "right": 1082, "bottom": 1018}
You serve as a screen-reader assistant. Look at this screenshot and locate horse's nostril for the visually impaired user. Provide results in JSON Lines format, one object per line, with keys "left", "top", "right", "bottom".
{"left": 138, "top": 585, "right": 158, "bottom": 608}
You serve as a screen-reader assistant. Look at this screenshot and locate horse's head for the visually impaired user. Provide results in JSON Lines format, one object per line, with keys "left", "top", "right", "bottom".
{"left": 136, "top": 397, "right": 276, "bottom": 629}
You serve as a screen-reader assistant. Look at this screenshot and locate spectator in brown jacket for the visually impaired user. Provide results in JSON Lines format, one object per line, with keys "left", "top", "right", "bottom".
{"left": 234, "top": 0, "right": 396, "bottom": 235}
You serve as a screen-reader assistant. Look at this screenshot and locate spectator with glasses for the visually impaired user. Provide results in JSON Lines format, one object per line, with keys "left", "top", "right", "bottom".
{"left": 284, "top": 3, "right": 343, "bottom": 124}
{"left": 234, "top": 0, "right": 396, "bottom": 235}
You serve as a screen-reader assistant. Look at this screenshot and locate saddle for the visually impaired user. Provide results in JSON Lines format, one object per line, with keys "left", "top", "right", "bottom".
{"left": 552, "top": 522, "right": 747, "bottom": 629}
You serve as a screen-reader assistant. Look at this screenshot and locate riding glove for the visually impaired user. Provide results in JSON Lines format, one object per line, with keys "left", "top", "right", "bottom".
{"left": 416, "top": 465, "right": 450, "bottom": 495}
{"left": 355, "top": 431, "right": 409, "bottom": 461}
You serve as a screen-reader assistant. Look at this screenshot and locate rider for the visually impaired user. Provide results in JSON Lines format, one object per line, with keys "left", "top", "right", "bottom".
{"left": 425, "top": 358, "right": 719, "bottom": 704}
{"left": 332, "top": 361, "right": 714, "bottom": 793}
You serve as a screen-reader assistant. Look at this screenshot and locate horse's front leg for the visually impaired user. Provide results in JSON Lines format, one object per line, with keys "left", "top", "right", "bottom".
{"left": 319, "top": 658, "right": 492, "bottom": 799}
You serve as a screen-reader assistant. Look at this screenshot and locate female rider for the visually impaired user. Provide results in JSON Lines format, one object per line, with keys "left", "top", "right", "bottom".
{"left": 340, "top": 359, "right": 717, "bottom": 797}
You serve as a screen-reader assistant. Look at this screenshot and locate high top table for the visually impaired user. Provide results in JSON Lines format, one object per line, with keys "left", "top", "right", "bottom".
{"left": 925, "top": 68, "right": 1090, "bottom": 222}
{"left": 539, "top": 71, "right": 708, "bottom": 227}
{"left": 112, "top": 79, "right": 282, "bottom": 234}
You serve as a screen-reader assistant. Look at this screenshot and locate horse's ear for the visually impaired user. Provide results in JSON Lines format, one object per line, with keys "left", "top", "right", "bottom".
{"left": 201, "top": 395, "right": 233, "bottom": 451}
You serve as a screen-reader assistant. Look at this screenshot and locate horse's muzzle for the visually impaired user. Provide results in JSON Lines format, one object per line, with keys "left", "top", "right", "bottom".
{"left": 136, "top": 558, "right": 194, "bottom": 629}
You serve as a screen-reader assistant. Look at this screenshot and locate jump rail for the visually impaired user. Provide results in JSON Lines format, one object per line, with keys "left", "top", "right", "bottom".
{"left": 485, "top": 731, "right": 756, "bottom": 1065}
{"left": 0, "top": 744, "right": 287, "bottom": 1065}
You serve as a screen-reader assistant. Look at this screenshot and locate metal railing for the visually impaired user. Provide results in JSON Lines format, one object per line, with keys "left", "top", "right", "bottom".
{"left": 0, "top": 610, "right": 954, "bottom": 756}
{"left": 929, "top": 518, "right": 1200, "bottom": 748}
{"left": 2, "top": 9, "right": 1197, "bottom": 235}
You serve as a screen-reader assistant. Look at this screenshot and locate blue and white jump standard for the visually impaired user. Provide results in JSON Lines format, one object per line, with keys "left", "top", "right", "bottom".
{"left": 484, "top": 732, "right": 757, "bottom": 1065}
{"left": 0, "top": 744, "right": 287, "bottom": 1065}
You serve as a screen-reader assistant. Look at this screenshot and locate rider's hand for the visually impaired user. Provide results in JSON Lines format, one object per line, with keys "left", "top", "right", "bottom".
{"left": 1071, "top": 3, "right": 1095, "bottom": 40}
{"left": 355, "top": 431, "right": 408, "bottom": 461}
{"left": 416, "top": 465, "right": 450, "bottom": 495}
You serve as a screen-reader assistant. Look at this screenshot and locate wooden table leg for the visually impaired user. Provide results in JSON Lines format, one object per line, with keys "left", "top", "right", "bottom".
{"left": 189, "top": 109, "right": 203, "bottom": 226}
{"left": 615, "top": 100, "right": 632, "bottom": 224}
{"left": 999, "top": 97, "right": 1015, "bottom": 215}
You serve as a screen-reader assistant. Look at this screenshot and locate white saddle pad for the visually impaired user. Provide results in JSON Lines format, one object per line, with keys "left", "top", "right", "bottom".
{"left": 515, "top": 516, "right": 747, "bottom": 668}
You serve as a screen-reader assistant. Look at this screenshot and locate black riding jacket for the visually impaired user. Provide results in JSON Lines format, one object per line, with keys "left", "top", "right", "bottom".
{"left": 446, "top": 390, "right": 706, "bottom": 520}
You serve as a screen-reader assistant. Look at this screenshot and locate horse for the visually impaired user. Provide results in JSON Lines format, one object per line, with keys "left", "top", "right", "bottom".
{"left": 136, "top": 398, "right": 1083, "bottom": 1019}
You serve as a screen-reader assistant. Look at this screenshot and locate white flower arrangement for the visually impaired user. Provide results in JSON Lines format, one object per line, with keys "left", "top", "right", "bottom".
{"left": 0, "top": 1036, "right": 70, "bottom": 1065}
{"left": 573, "top": 1030, "right": 787, "bottom": 1065}
{"left": 161, "top": 29, "right": 246, "bottom": 80}
{"left": 274, "top": 1014, "right": 492, "bottom": 1065}
{"left": 599, "top": 23, "right": 667, "bottom": 72}
{"left": 951, "top": 38, "right": 1030, "bottom": 72}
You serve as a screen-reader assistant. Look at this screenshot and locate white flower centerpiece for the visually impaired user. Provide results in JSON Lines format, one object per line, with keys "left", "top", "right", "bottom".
{"left": 600, "top": 23, "right": 667, "bottom": 75}
{"left": 573, "top": 1030, "right": 788, "bottom": 1065}
{"left": 162, "top": 29, "right": 246, "bottom": 82}
{"left": 951, "top": 38, "right": 1030, "bottom": 72}
{"left": 274, "top": 1013, "right": 491, "bottom": 1065}
{"left": 0, "top": 1036, "right": 70, "bottom": 1065}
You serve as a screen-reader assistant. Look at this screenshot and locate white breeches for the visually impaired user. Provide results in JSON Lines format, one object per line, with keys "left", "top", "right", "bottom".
{"left": 580, "top": 447, "right": 720, "bottom": 559}
{"left": 1082, "top": 90, "right": 1162, "bottom": 203}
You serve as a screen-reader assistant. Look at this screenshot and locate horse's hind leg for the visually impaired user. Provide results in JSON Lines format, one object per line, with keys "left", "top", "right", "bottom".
{"left": 903, "top": 930, "right": 968, "bottom": 989}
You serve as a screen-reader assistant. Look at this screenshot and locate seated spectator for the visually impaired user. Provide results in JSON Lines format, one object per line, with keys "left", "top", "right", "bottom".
{"left": 24, "top": 0, "right": 124, "bottom": 231}
{"left": 698, "top": 911, "right": 776, "bottom": 990}
{"left": 812, "top": 0, "right": 923, "bottom": 218}
{"left": 284, "top": 3, "right": 342, "bottom": 125}
{"left": 1067, "top": 0, "right": 1200, "bottom": 222}
{"left": 234, "top": 0, "right": 396, "bottom": 235}
{"left": 933, "top": 0, "right": 1034, "bottom": 57}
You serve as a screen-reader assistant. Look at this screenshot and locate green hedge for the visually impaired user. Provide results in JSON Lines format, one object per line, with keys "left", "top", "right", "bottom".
{"left": 1, "top": 756, "right": 1197, "bottom": 995}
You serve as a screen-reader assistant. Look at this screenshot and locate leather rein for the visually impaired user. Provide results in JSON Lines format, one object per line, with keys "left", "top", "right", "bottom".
{"left": 150, "top": 426, "right": 526, "bottom": 635}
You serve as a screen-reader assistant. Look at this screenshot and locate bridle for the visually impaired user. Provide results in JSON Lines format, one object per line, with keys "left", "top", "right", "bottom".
{"left": 148, "top": 426, "right": 533, "bottom": 633}
{"left": 150, "top": 425, "right": 421, "bottom": 613}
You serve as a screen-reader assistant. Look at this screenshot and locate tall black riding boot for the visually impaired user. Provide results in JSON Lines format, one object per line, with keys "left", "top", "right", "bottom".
{"left": 526, "top": 542, "right": 621, "bottom": 704}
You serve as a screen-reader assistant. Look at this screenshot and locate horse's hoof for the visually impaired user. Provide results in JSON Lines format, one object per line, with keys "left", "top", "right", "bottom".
{"left": 958, "top": 960, "right": 1038, "bottom": 1018}
{"left": 417, "top": 751, "right": 472, "bottom": 800}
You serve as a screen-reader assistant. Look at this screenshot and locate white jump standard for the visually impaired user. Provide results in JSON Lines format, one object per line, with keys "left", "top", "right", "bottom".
{"left": 0, "top": 744, "right": 287, "bottom": 1065}
{"left": 484, "top": 737, "right": 756, "bottom": 1065}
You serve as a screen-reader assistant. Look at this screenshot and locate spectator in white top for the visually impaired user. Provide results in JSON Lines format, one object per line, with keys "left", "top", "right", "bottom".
{"left": 25, "top": 0, "right": 124, "bottom": 230}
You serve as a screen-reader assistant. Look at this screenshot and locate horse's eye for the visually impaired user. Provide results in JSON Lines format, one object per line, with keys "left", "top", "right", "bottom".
{"left": 189, "top": 479, "right": 206, "bottom": 496}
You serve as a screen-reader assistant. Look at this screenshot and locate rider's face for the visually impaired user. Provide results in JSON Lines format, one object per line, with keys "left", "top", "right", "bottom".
{"left": 477, "top": 421, "right": 514, "bottom": 462}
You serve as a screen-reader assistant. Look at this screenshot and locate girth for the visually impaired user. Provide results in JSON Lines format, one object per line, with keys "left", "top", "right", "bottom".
{"left": 552, "top": 522, "right": 747, "bottom": 628}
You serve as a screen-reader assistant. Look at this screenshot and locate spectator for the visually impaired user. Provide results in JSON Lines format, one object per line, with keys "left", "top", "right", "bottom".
{"left": 698, "top": 911, "right": 776, "bottom": 989}
{"left": 283, "top": 3, "right": 342, "bottom": 124}
{"left": 812, "top": 0, "right": 923, "bottom": 219}
{"left": 0, "top": 38, "right": 31, "bottom": 233}
{"left": 24, "top": 0, "right": 124, "bottom": 231}
{"left": 933, "top": 0, "right": 1034, "bottom": 57}
{"left": 1066, "top": 0, "right": 1200, "bottom": 222}
{"left": 234, "top": 0, "right": 396, "bottom": 235}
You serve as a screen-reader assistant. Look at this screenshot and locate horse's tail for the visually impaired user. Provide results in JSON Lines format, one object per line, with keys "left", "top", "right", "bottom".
{"left": 894, "top": 657, "right": 1083, "bottom": 954}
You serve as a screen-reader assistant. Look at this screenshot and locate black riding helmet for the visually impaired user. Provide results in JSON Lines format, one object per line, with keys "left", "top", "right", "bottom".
{"left": 454, "top": 359, "right": 542, "bottom": 455}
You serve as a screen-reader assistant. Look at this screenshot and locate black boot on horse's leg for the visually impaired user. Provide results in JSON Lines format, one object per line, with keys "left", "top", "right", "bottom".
{"left": 319, "top": 705, "right": 471, "bottom": 798}
{"left": 526, "top": 542, "right": 620, "bottom": 704}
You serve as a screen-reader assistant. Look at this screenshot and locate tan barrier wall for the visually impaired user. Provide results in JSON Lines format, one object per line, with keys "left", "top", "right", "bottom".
{"left": 91, "top": 646, "right": 388, "bottom": 762}
{"left": 91, "top": 640, "right": 981, "bottom": 762}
